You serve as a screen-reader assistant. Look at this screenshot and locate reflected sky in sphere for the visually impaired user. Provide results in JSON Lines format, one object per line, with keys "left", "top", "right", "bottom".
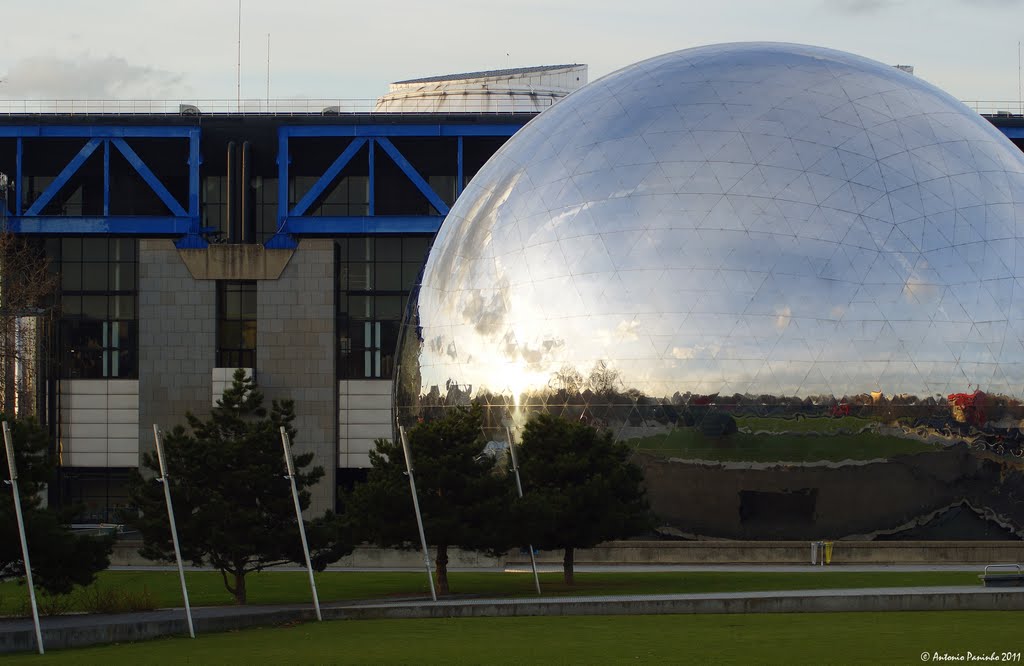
{"left": 400, "top": 42, "right": 1024, "bottom": 406}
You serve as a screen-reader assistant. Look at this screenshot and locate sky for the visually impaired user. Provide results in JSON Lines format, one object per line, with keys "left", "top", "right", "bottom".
{"left": 0, "top": 0, "right": 1021, "bottom": 105}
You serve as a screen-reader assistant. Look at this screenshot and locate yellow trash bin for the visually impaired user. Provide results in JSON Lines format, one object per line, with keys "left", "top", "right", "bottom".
{"left": 824, "top": 541, "right": 834, "bottom": 565}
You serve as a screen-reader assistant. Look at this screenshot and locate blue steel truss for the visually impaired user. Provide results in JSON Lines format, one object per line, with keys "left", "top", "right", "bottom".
{"left": 0, "top": 125, "right": 203, "bottom": 246}
{"left": 267, "top": 123, "right": 523, "bottom": 248}
{"left": 2, "top": 121, "right": 528, "bottom": 247}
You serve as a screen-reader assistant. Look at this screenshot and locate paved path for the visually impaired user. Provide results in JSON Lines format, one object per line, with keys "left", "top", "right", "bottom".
{"left": 4, "top": 582, "right": 1024, "bottom": 655}
{"left": 108, "top": 563, "right": 988, "bottom": 573}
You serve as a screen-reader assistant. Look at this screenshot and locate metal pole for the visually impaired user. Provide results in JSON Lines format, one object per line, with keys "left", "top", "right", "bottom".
{"left": 506, "top": 426, "right": 541, "bottom": 595}
{"left": 152, "top": 425, "right": 195, "bottom": 638}
{"left": 398, "top": 425, "right": 437, "bottom": 602}
{"left": 279, "top": 426, "right": 322, "bottom": 621}
{"left": 3, "top": 421, "right": 43, "bottom": 654}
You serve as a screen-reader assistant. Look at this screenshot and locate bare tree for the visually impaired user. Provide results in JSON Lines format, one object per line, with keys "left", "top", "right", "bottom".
{"left": 0, "top": 176, "right": 56, "bottom": 417}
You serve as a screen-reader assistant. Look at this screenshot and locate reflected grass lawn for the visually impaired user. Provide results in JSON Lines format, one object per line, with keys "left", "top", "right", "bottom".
{"left": 632, "top": 424, "right": 935, "bottom": 462}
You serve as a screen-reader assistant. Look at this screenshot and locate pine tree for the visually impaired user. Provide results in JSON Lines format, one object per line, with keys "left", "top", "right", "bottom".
{"left": 130, "top": 369, "right": 351, "bottom": 604}
{"left": 517, "top": 413, "right": 653, "bottom": 584}
{"left": 1, "top": 415, "right": 112, "bottom": 594}
{"left": 346, "top": 405, "right": 517, "bottom": 595}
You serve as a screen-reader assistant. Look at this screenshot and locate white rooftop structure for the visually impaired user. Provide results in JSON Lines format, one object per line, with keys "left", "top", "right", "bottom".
{"left": 374, "top": 64, "right": 588, "bottom": 114}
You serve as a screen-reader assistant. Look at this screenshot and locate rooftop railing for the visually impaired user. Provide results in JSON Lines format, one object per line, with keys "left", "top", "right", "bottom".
{"left": 0, "top": 94, "right": 555, "bottom": 116}
{"left": 961, "top": 100, "right": 1024, "bottom": 117}
{"left": 0, "top": 97, "right": 1016, "bottom": 117}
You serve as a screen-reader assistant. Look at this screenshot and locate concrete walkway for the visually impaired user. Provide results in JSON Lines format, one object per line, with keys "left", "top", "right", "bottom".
{"left": 3, "top": 582, "right": 1024, "bottom": 655}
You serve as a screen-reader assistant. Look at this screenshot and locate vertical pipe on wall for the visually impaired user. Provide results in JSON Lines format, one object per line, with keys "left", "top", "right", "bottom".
{"left": 241, "top": 141, "right": 252, "bottom": 244}
{"left": 226, "top": 141, "right": 238, "bottom": 242}
{"left": 368, "top": 140, "right": 375, "bottom": 216}
{"left": 103, "top": 139, "right": 110, "bottom": 216}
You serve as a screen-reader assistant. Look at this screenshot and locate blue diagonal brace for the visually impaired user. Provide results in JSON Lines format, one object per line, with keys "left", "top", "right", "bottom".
{"left": 290, "top": 137, "right": 368, "bottom": 217}
{"left": 25, "top": 138, "right": 101, "bottom": 215}
{"left": 374, "top": 137, "right": 450, "bottom": 216}
{"left": 111, "top": 138, "right": 187, "bottom": 217}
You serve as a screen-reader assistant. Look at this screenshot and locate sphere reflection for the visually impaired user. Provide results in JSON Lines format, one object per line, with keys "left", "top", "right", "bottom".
{"left": 396, "top": 43, "right": 1024, "bottom": 540}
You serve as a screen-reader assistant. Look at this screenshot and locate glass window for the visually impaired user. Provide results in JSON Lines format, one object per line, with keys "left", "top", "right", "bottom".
{"left": 217, "top": 281, "right": 257, "bottom": 368}
{"left": 52, "top": 238, "right": 138, "bottom": 379}
{"left": 335, "top": 235, "right": 432, "bottom": 379}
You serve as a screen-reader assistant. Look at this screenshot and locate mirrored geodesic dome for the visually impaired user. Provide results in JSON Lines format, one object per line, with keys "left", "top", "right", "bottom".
{"left": 396, "top": 43, "right": 1024, "bottom": 540}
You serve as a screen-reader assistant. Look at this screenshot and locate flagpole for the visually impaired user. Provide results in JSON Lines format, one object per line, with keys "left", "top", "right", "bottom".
{"left": 279, "top": 426, "right": 322, "bottom": 621}
{"left": 3, "top": 421, "right": 44, "bottom": 654}
{"left": 152, "top": 425, "right": 195, "bottom": 638}
{"left": 506, "top": 426, "right": 541, "bottom": 595}
{"left": 399, "top": 425, "right": 437, "bottom": 601}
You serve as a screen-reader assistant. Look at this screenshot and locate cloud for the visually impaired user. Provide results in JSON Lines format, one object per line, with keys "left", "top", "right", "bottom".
{"left": 775, "top": 306, "right": 792, "bottom": 330}
{"left": 0, "top": 55, "right": 186, "bottom": 99}
{"left": 959, "top": 0, "right": 1024, "bottom": 6}
{"left": 828, "top": 0, "right": 900, "bottom": 14}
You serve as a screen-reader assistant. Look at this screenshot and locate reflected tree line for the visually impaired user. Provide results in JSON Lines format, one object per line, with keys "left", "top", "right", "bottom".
{"left": 398, "top": 358, "right": 1024, "bottom": 459}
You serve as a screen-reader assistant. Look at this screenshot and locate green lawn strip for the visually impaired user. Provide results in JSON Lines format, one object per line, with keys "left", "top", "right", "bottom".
{"left": 0, "top": 570, "right": 977, "bottom": 616}
{"left": 632, "top": 427, "right": 934, "bottom": 462}
{"left": 2, "top": 611, "right": 1018, "bottom": 664}
{"left": 736, "top": 415, "right": 875, "bottom": 433}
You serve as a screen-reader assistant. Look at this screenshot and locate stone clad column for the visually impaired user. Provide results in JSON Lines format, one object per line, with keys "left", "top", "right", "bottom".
{"left": 256, "top": 239, "right": 336, "bottom": 516}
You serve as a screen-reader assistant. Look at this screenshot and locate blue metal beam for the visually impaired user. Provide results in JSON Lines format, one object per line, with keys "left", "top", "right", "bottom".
{"left": 0, "top": 126, "right": 197, "bottom": 138}
{"left": 8, "top": 216, "right": 193, "bottom": 235}
{"left": 111, "top": 138, "right": 187, "bottom": 217}
{"left": 268, "top": 131, "right": 297, "bottom": 249}
{"left": 24, "top": 138, "right": 101, "bottom": 216}
{"left": 187, "top": 129, "right": 201, "bottom": 216}
{"left": 281, "top": 124, "right": 523, "bottom": 138}
{"left": 290, "top": 137, "right": 367, "bottom": 217}
{"left": 456, "top": 136, "right": 464, "bottom": 199}
{"left": 15, "top": 138, "right": 22, "bottom": 215}
{"left": 374, "top": 137, "right": 450, "bottom": 216}
{"left": 174, "top": 128, "right": 205, "bottom": 249}
{"left": 281, "top": 215, "right": 444, "bottom": 235}
{"left": 368, "top": 139, "right": 375, "bottom": 216}
{"left": 103, "top": 139, "right": 110, "bottom": 216}
{"left": 996, "top": 126, "right": 1024, "bottom": 139}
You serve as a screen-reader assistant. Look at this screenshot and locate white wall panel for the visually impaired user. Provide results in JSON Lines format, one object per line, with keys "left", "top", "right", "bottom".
{"left": 338, "top": 380, "right": 392, "bottom": 468}
{"left": 60, "top": 379, "right": 140, "bottom": 468}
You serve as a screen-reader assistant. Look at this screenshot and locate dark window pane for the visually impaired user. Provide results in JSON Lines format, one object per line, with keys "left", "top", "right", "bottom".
{"left": 240, "top": 321, "right": 257, "bottom": 349}
{"left": 61, "top": 263, "right": 82, "bottom": 291}
{"left": 225, "top": 287, "right": 241, "bottom": 319}
{"left": 240, "top": 285, "right": 257, "bottom": 319}
{"left": 376, "top": 296, "right": 402, "bottom": 320}
{"left": 375, "top": 263, "right": 402, "bottom": 291}
{"left": 112, "top": 239, "right": 136, "bottom": 262}
{"left": 61, "top": 238, "right": 82, "bottom": 261}
{"left": 348, "top": 237, "right": 373, "bottom": 262}
{"left": 82, "top": 238, "right": 108, "bottom": 261}
{"left": 82, "top": 265, "right": 108, "bottom": 291}
{"left": 350, "top": 263, "right": 372, "bottom": 290}
{"left": 109, "top": 263, "right": 135, "bottom": 290}
{"left": 61, "top": 295, "right": 82, "bottom": 317}
{"left": 112, "top": 295, "right": 135, "bottom": 320}
{"left": 402, "top": 236, "right": 430, "bottom": 259}
{"left": 349, "top": 296, "right": 371, "bottom": 320}
{"left": 377, "top": 238, "right": 401, "bottom": 261}
{"left": 219, "top": 321, "right": 241, "bottom": 348}
{"left": 402, "top": 263, "right": 422, "bottom": 290}
{"left": 81, "top": 296, "right": 107, "bottom": 319}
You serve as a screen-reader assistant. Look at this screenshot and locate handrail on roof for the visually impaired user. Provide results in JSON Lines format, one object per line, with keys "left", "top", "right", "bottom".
{"left": 0, "top": 96, "right": 555, "bottom": 116}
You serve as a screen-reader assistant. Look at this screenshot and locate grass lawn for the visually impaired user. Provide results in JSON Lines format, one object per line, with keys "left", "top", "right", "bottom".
{"left": 2, "top": 611, "right": 1018, "bottom": 664}
{"left": 0, "top": 570, "right": 979, "bottom": 616}
{"left": 632, "top": 424, "right": 935, "bottom": 462}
